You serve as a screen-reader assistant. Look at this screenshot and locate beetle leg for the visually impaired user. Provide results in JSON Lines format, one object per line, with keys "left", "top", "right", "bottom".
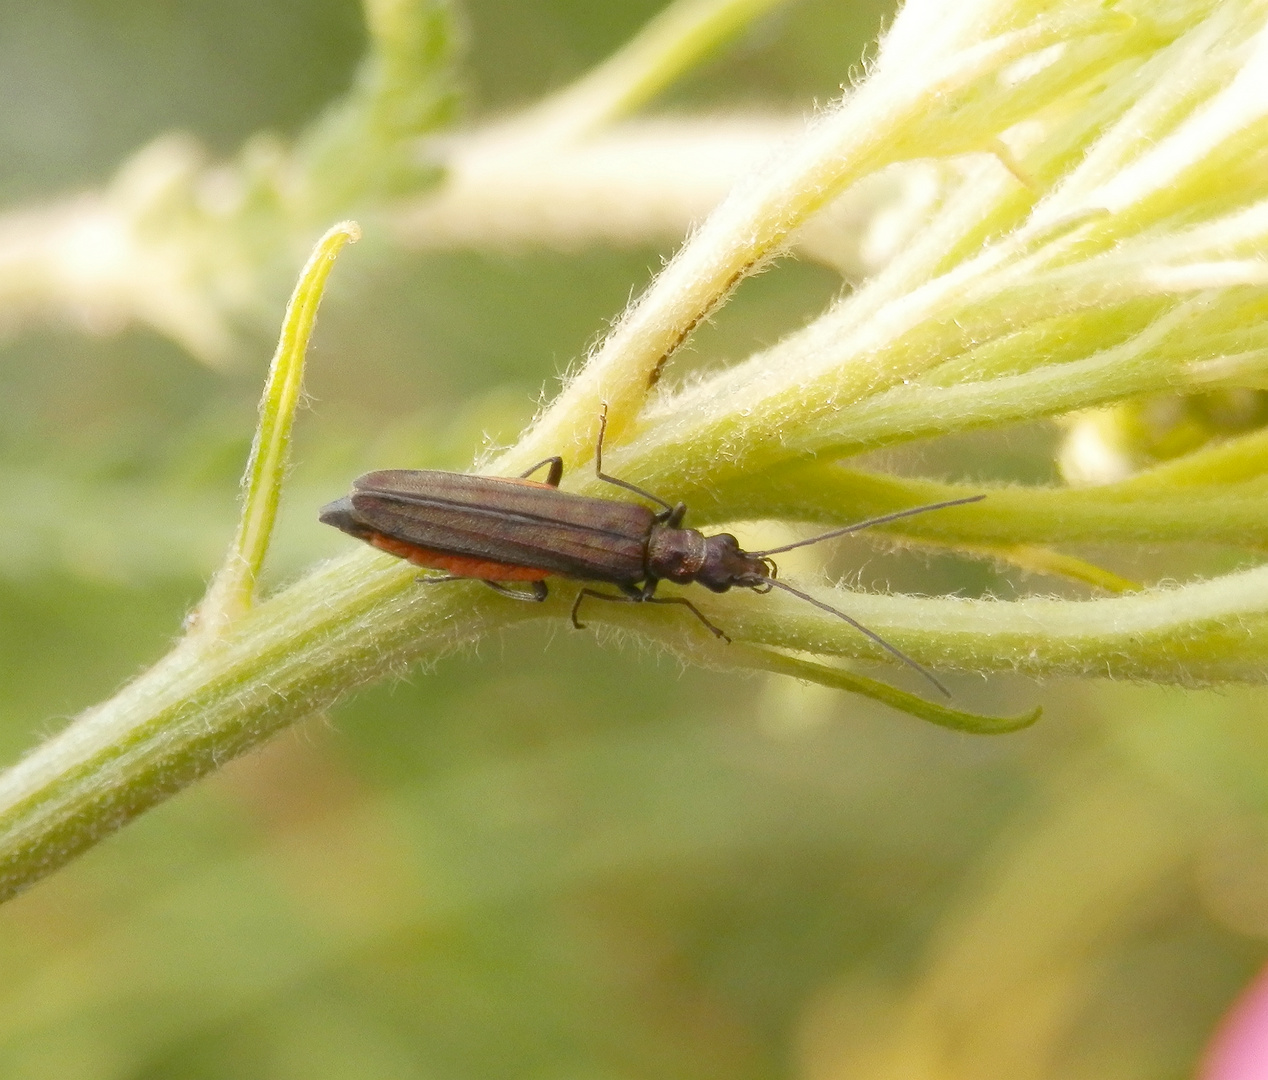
{"left": 592, "top": 403, "right": 677, "bottom": 513}
{"left": 638, "top": 596, "right": 730, "bottom": 642}
{"left": 570, "top": 587, "right": 608, "bottom": 629}
{"left": 520, "top": 457, "right": 564, "bottom": 486}
{"left": 572, "top": 586, "right": 644, "bottom": 629}
{"left": 570, "top": 585, "right": 730, "bottom": 642}
{"left": 659, "top": 503, "right": 687, "bottom": 527}
{"left": 483, "top": 580, "right": 549, "bottom": 601}
{"left": 416, "top": 576, "right": 548, "bottom": 602}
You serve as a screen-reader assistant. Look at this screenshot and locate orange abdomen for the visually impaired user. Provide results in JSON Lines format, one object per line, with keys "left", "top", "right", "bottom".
{"left": 367, "top": 532, "right": 550, "bottom": 581}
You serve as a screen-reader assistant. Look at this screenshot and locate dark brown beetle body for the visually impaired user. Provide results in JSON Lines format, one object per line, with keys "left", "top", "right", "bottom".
{"left": 320, "top": 464, "right": 776, "bottom": 638}
{"left": 321, "top": 468, "right": 661, "bottom": 586}
{"left": 320, "top": 408, "right": 983, "bottom": 695}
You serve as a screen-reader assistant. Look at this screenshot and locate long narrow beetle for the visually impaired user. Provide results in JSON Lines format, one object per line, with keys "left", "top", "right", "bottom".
{"left": 319, "top": 406, "right": 983, "bottom": 696}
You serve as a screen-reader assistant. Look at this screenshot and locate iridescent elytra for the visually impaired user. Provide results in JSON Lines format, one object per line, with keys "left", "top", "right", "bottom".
{"left": 319, "top": 407, "right": 982, "bottom": 696}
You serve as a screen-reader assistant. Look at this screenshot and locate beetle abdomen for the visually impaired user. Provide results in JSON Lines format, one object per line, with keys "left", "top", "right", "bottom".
{"left": 341, "top": 470, "right": 655, "bottom": 584}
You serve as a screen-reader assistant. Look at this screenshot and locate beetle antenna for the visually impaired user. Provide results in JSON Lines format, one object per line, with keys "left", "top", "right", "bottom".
{"left": 750, "top": 495, "right": 985, "bottom": 557}
{"left": 764, "top": 578, "right": 951, "bottom": 698}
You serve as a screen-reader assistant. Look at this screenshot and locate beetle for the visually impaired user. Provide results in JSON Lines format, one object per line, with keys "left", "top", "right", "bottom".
{"left": 319, "top": 407, "right": 982, "bottom": 696}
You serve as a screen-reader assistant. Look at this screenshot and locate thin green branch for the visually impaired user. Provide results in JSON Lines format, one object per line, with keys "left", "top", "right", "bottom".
{"left": 516, "top": 0, "right": 796, "bottom": 144}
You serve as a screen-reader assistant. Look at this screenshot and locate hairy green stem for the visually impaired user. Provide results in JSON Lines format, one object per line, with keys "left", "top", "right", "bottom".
{"left": 4, "top": 535, "right": 1267, "bottom": 900}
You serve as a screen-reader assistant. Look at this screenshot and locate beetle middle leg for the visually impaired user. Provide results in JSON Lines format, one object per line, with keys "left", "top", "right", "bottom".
{"left": 570, "top": 585, "right": 730, "bottom": 641}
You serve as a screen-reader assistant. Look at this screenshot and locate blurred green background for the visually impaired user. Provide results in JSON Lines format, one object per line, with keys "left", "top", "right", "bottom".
{"left": 2, "top": 2, "right": 1268, "bottom": 1078}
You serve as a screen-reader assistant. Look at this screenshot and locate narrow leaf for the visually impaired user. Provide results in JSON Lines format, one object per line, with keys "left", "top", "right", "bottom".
{"left": 737, "top": 646, "right": 1042, "bottom": 734}
{"left": 192, "top": 221, "right": 360, "bottom": 636}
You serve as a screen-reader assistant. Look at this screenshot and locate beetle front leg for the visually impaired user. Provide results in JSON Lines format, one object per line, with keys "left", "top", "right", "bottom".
{"left": 638, "top": 595, "right": 730, "bottom": 642}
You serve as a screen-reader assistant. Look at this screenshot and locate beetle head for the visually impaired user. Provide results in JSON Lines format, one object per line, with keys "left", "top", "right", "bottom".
{"left": 695, "top": 533, "right": 773, "bottom": 593}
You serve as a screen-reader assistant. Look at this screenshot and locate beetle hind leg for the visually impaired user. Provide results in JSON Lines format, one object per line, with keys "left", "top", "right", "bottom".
{"left": 416, "top": 575, "right": 548, "bottom": 602}
{"left": 484, "top": 580, "right": 549, "bottom": 601}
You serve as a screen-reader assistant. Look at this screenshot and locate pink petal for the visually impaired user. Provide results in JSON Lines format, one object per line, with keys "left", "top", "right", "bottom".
{"left": 1202, "top": 963, "right": 1268, "bottom": 1080}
